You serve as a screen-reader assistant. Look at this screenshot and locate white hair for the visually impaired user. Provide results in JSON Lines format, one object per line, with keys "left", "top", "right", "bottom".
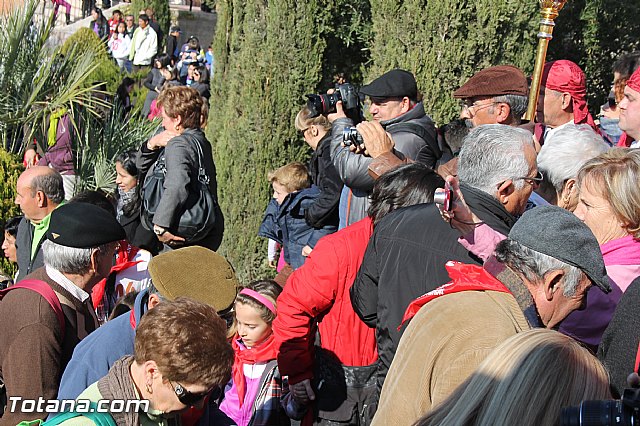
{"left": 458, "top": 124, "right": 534, "bottom": 195}
{"left": 537, "top": 124, "right": 609, "bottom": 193}
{"left": 42, "top": 240, "right": 109, "bottom": 275}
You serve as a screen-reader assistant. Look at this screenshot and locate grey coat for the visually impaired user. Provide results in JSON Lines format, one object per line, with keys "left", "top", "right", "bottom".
{"left": 329, "top": 102, "right": 437, "bottom": 227}
{"left": 137, "top": 128, "right": 224, "bottom": 250}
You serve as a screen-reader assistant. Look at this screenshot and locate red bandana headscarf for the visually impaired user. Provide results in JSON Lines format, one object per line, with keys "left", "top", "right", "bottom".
{"left": 618, "top": 67, "right": 640, "bottom": 147}
{"left": 541, "top": 60, "right": 597, "bottom": 131}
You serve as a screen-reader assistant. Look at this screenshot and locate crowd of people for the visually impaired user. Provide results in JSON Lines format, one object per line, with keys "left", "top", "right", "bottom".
{"left": 1, "top": 22, "right": 640, "bottom": 426}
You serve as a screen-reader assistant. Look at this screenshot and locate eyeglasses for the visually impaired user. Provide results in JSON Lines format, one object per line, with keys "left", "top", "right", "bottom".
{"left": 515, "top": 170, "right": 544, "bottom": 187}
{"left": 169, "top": 380, "right": 211, "bottom": 406}
{"left": 460, "top": 100, "right": 497, "bottom": 115}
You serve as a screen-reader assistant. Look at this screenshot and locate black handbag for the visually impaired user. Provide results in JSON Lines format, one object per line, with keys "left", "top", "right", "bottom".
{"left": 141, "top": 133, "right": 217, "bottom": 243}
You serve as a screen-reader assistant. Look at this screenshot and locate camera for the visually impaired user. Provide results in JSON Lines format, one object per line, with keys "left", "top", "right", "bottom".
{"left": 342, "top": 127, "right": 363, "bottom": 147}
{"left": 561, "top": 387, "right": 640, "bottom": 425}
{"left": 434, "top": 183, "right": 454, "bottom": 212}
{"left": 306, "top": 83, "right": 363, "bottom": 123}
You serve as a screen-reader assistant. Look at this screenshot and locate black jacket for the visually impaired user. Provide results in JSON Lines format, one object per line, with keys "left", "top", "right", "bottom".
{"left": 350, "top": 183, "right": 517, "bottom": 389}
{"left": 15, "top": 217, "right": 46, "bottom": 283}
{"left": 305, "top": 133, "right": 342, "bottom": 229}
{"left": 118, "top": 209, "right": 162, "bottom": 256}
{"left": 598, "top": 276, "right": 640, "bottom": 398}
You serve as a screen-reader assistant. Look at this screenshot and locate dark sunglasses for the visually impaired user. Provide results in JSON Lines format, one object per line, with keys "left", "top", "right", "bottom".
{"left": 170, "top": 381, "right": 211, "bottom": 406}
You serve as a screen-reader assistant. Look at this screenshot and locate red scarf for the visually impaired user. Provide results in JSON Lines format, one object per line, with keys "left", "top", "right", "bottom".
{"left": 231, "top": 332, "right": 277, "bottom": 407}
{"left": 91, "top": 241, "right": 142, "bottom": 308}
{"left": 399, "top": 261, "right": 512, "bottom": 329}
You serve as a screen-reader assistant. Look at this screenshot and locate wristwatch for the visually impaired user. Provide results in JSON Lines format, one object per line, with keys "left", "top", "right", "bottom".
{"left": 153, "top": 226, "right": 166, "bottom": 236}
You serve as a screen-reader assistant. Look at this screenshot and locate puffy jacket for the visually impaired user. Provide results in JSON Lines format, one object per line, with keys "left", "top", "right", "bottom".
{"left": 258, "top": 187, "right": 337, "bottom": 269}
{"left": 330, "top": 102, "right": 438, "bottom": 227}
{"left": 274, "top": 217, "right": 378, "bottom": 385}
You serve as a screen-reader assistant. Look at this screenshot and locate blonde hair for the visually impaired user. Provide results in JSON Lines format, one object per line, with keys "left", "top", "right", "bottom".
{"left": 294, "top": 106, "right": 331, "bottom": 133}
{"left": 228, "top": 280, "right": 282, "bottom": 338}
{"left": 416, "top": 329, "right": 610, "bottom": 426}
{"left": 268, "top": 162, "right": 310, "bottom": 193}
{"left": 577, "top": 148, "right": 640, "bottom": 238}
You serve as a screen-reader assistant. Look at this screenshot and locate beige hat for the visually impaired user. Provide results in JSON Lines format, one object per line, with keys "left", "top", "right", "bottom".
{"left": 148, "top": 246, "right": 239, "bottom": 311}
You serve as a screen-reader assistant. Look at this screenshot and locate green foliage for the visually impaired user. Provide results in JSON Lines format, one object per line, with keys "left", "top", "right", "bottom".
{"left": 208, "top": 0, "right": 327, "bottom": 282}
{"left": 61, "top": 28, "right": 122, "bottom": 93}
{"left": 130, "top": 0, "right": 170, "bottom": 41}
{"left": 0, "top": 0, "right": 104, "bottom": 153}
{"left": 366, "top": 0, "right": 538, "bottom": 125}
{"left": 0, "top": 149, "right": 22, "bottom": 277}
{"left": 548, "top": 0, "right": 640, "bottom": 112}
{"left": 75, "top": 105, "right": 159, "bottom": 194}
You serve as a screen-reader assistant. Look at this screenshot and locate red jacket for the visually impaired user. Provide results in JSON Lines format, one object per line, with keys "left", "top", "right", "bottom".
{"left": 273, "top": 217, "right": 378, "bottom": 384}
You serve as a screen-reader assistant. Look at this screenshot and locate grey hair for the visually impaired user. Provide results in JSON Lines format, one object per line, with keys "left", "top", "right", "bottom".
{"left": 42, "top": 239, "right": 110, "bottom": 275}
{"left": 31, "top": 172, "right": 65, "bottom": 204}
{"left": 495, "top": 239, "right": 584, "bottom": 297}
{"left": 537, "top": 125, "right": 609, "bottom": 194}
{"left": 492, "top": 94, "right": 528, "bottom": 124}
{"left": 458, "top": 124, "right": 533, "bottom": 195}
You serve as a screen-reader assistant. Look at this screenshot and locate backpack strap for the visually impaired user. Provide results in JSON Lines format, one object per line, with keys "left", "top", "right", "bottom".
{"left": 0, "top": 280, "right": 65, "bottom": 340}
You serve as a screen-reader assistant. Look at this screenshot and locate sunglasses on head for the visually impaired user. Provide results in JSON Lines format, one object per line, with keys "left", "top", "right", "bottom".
{"left": 169, "top": 381, "right": 211, "bottom": 406}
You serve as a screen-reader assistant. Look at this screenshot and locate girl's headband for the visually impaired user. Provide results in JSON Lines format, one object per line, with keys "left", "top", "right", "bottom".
{"left": 239, "top": 288, "right": 276, "bottom": 314}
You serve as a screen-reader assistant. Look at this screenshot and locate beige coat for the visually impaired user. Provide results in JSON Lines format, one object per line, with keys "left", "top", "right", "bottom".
{"left": 372, "top": 290, "right": 530, "bottom": 426}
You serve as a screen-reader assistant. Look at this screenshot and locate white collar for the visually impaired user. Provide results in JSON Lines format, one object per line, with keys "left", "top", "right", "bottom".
{"left": 45, "top": 265, "right": 90, "bottom": 303}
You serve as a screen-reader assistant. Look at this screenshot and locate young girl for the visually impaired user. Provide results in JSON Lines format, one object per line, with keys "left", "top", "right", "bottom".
{"left": 219, "top": 280, "right": 290, "bottom": 426}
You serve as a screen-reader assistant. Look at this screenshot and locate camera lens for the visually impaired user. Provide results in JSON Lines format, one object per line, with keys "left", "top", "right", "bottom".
{"left": 561, "top": 400, "right": 626, "bottom": 426}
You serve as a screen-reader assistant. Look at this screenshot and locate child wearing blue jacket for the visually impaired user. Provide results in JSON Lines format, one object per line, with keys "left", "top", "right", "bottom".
{"left": 259, "top": 162, "right": 337, "bottom": 271}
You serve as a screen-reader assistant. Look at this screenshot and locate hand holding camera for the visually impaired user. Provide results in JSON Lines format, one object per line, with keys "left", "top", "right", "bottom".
{"left": 348, "top": 121, "right": 394, "bottom": 158}
{"left": 435, "top": 176, "right": 482, "bottom": 235}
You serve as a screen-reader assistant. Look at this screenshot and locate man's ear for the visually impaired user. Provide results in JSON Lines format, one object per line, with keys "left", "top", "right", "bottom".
{"left": 496, "top": 180, "right": 514, "bottom": 205}
{"left": 90, "top": 248, "right": 100, "bottom": 274}
{"left": 543, "top": 270, "right": 565, "bottom": 301}
{"left": 310, "top": 125, "right": 319, "bottom": 138}
{"left": 35, "top": 190, "right": 47, "bottom": 208}
{"left": 148, "top": 293, "right": 162, "bottom": 309}
{"left": 401, "top": 96, "right": 411, "bottom": 113}
{"left": 495, "top": 103, "right": 511, "bottom": 124}
{"left": 561, "top": 178, "right": 576, "bottom": 202}
{"left": 561, "top": 92, "right": 573, "bottom": 111}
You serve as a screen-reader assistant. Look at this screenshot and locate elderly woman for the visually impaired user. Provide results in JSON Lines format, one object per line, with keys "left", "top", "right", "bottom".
{"left": 54, "top": 297, "right": 234, "bottom": 425}
{"left": 139, "top": 86, "right": 223, "bottom": 251}
{"left": 536, "top": 125, "right": 609, "bottom": 210}
{"left": 416, "top": 329, "right": 610, "bottom": 426}
{"left": 559, "top": 148, "right": 640, "bottom": 349}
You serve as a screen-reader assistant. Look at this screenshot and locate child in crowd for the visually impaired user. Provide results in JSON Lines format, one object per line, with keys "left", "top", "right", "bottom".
{"left": 219, "top": 280, "right": 290, "bottom": 426}
{"left": 205, "top": 45, "right": 214, "bottom": 72}
{"left": 258, "top": 162, "right": 337, "bottom": 274}
{"left": 108, "top": 9, "right": 123, "bottom": 36}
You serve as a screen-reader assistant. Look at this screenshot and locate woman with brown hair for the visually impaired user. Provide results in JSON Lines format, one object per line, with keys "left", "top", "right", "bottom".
{"left": 55, "top": 298, "right": 234, "bottom": 425}
{"left": 138, "top": 86, "right": 223, "bottom": 251}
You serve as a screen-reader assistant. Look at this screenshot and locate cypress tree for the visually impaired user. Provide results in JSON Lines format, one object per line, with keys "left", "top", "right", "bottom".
{"left": 208, "top": 0, "right": 326, "bottom": 281}
{"left": 366, "top": 0, "right": 538, "bottom": 124}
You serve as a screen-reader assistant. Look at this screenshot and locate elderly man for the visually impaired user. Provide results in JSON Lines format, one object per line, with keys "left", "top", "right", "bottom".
{"left": 14, "top": 166, "right": 65, "bottom": 282}
{"left": 536, "top": 60, "right": 598, "bottom": 143}
{"left": 328, "top": 69, "right": 439, "bottom": 228}
{"left": 372, "top": 206, "right": 609, "bottom": 425}
{"left": 57, "top": 246, "right": 239, "bottom": 400}
{"left": 366, "top": 65, "right": 529, "bottom": 178}
{"left": 618, "top": 66, "right": 640, "bottom": 145}
{"left": 351, "top": 124, "right": 539, "bottom": 390}
{"left": 0, "top": 203, "right": 125, "bottom": 425}
{"left": 454, "top": 64, "right": 529, "bottom": 128}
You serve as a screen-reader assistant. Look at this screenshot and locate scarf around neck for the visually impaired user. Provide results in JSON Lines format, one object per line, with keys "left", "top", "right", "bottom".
{"left": 231, "top": 333, "right": 277, "bottom": 407}
{"left": 98, "top": 355, "right": 139, "bottom": 426}
{"left": 601, "top": 235, "right": 640, "bottom": 266}
{"left": 459, "top": 182, "right": 517, "bottom": 236}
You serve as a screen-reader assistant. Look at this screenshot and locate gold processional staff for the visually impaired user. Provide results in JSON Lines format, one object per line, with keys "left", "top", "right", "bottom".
{"left": 525, "top": 0, "right": 569, "bottom": 122}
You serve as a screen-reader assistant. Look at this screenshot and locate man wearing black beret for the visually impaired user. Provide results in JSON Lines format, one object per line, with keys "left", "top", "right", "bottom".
{"left": 0, "top": 202, "right": 125, "bottom": 424}
{"left": 327, "top": 69, "right": 441, "bottom": 228}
